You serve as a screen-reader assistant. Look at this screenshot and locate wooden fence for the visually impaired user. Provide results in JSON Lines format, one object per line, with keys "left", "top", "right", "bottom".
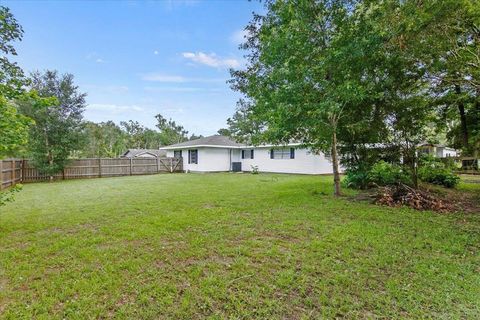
{"left": 0, "top": 159, "right": 22, "bottom": 190}
{"left": 0, "top": 157, "right": 182, "bottom": 190}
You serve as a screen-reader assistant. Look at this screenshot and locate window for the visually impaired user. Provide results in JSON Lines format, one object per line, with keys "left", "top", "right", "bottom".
{"left": 270, "top": 148, "right": 295, "bottom": 159}
{"left": 188, "top": 149, "right": 198, "bottom": 164}
{"left": 174, "top": 150, "right": 182, "bottom": 159}
{"left": 241, "top": 149, "right": 254, "bottom": 159}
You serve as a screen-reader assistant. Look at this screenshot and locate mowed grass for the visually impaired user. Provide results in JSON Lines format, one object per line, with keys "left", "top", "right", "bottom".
{"left": 1, "top": 173, "right": 480, "bottom": 319}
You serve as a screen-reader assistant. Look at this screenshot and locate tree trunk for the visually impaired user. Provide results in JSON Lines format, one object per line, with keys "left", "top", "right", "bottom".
{"left": 44, "top": 128, "right": 54, "bottom": 182}
{"left": 331, "top": 130, "right": 342, "bottom": 197}
{"left": 411, "top": 149, "right": 418, "bottom": 189}
{"left": 455, "top": 85, "right": 469, "bottom": 148}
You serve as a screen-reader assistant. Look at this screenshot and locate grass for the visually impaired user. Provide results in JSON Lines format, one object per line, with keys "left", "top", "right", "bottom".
{"left": 1, "top": 173, "right": 480, "bottom": 319}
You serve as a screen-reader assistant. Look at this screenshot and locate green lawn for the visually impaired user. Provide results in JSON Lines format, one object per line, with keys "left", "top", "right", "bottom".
{"left": 1, "top": 173, "right": 479, "bottom": 319}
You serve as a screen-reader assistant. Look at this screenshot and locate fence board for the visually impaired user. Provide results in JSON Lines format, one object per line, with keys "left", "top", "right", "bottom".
{"left": 0, "top": 157, "right": 182, "bottom": 188}
{"left": 0, "top": 159, "right": 22, "bottom": 190}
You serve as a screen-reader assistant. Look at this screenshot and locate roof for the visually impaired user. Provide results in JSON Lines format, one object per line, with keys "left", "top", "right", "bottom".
{"left": 121, "top": 149, "right": 167, "bottom": 158}
{"left": 160, "top": 135, "right": 245, "bottom": 150}
{"left": 418, "top": 143, "right": 457, "bottom": 150}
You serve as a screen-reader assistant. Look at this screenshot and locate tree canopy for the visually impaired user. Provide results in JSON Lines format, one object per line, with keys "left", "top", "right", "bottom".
{"left": 228, "top": 0, "right": 480, "bottom": 194}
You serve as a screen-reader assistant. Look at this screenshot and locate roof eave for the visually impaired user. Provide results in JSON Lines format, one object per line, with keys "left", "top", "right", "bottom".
{"left": 160, "top": 142, "right": 302, "bottom": 150}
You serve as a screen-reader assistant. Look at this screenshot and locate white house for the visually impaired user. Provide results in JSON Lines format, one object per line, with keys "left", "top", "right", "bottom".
{"left": 417, "top": 143, "right": 459, "bottom": 158}
{"left": 160, "top": 135, "right": 336, "bottom": 174}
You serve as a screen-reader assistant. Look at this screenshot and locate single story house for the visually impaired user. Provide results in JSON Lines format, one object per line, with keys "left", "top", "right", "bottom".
{"left": 417, "top": 143, "right": 459, "bottom": 158}
{"left": 159, "top": 135, "right": 336, "bottom": 174}
{"left": 121, "top": 149, "right": 166, "bottom": 158}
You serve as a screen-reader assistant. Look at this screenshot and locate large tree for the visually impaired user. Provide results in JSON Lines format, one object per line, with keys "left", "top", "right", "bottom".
{"left": 0, "top": 96, "right": 32, "bottom": 158}
{"left": 228, "top": 0, "right": 478, "bottom": 193}
{"left": 0, "top": 5, "right": 31, "bottom": 159}
{"left": 82, "top": 121, "right": 128, "bottom": 158}
{"left": 17, "top": 71, "right": 86, "bottom": 179}
{"left": 229, "top": 0, "right": 383, "bottom": 196}
{"left": 155, "top": 114, "right": 189, "bottom": 145}
{"left": 0, "top": 6, "right": 26, "bottom": 99}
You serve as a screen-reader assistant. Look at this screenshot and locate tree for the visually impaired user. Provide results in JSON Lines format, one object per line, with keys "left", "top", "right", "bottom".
{"left": 0, "top": 6, "right": 26, "bottom": 99}
{"left": 229, "top": 0, "right": 477, "bottom": 192}
{"left": 0, "top": 5, "right": 31, "bottom": 159}
{"left": 155, "top": 114, "right": 189, "bottom": 145}
{"left": 17, "top": 71, "right": 86, "bottom": 179}
{"left": 217, "top": 128, "right": 232, "bottom": 136}
{"left": 0, "top": 96, "right": 32, "bottom": 158}
{"left": 82, "top": 121, "right": 128, "bottom": 158}
{"left": 120, "top": 120, "right": 146, "bottom": 149}
{"left": 229, "top": 0, "right": 372, "bottom": 196}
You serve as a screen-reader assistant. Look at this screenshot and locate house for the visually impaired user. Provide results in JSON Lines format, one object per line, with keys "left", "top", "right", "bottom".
{"left": 121, "top": 149, "right": 166, "bottom": 158}
{"left": 160, "top": 135, "right": 335, "bottom": 174}
{"left": 417, "top": 143, "right": 459, "bottom": 158}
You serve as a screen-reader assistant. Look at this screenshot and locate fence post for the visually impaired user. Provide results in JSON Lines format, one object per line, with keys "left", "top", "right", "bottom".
{"left": 129, "top": 158, "right": 133, "bottom": 176}
{"left": 156, "top": 157, "right": 160, "bottom": 173}
{"left": 21, "top": 159, "right": 26, "bottom": 183}
{"left": 0, "top": 160, "right": 3, "bottom": 190}
{"left": 98, "top": 158, "right": 102, "bottom": 178}
{"left": 10, "top": 160, "right": 13, "bottom": 187}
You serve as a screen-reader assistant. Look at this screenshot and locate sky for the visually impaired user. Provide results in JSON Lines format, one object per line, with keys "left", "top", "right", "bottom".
{"left": 5, "top": 0, "right": 264, "bottom": 136}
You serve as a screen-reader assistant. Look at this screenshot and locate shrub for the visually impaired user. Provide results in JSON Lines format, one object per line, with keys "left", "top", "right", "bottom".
{"left": 418, "top": 155, "right": 459, "bottom": 188}
{"left": 0, "top": 184, "right": 22, "bottom": 206}
{"left": 343, "top": 167, "right": 370, "bottom": 189}
{"left": 343, "top": 161, "right": 410, "bottom": 189}
{"left": 368, "top": 161, "right": 411, "bottom": 186}
{"left": 251, "top": 165, "right": 259, "bottom": 174}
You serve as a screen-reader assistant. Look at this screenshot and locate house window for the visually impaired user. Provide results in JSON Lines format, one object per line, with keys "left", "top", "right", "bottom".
{"left": 241, "top": 149, "right": 254, "bottom": 159}
{"left": 174, "top": 150, "right": 182, "bottom": 159}
{"left": 188, "top": 149, "right": 198, "bottom": 164}
{"left": 270, "top": 148, "right": 295, "bottom": 159}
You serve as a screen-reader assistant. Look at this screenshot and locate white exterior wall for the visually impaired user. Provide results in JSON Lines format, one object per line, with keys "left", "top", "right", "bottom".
{"left": 239, "top": 147, "right": 333, "bottom": 174}
{"left": 166, "top": 147, "right": 231, "bottom": 172}
{"left": 165, "top": 146, "right": 336, "bottom": 174}
{"left": 439, "top": 148, "right": 458, "bottom": 158}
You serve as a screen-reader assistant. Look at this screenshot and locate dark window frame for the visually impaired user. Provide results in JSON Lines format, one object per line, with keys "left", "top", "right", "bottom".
{"left": 174, "top": 150, "right": 182, "bottom": 159}
{"left": 188, "top": 149, "right": 198, "bottom": 164}
{"left": 270, "top": 147, "right": 295, "bottom": 159}
{"left": 241, "top": 149, "right": 254, "bottom": 159}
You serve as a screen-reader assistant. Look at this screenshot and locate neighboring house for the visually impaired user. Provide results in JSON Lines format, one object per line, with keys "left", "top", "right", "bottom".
{"left": 417, "top": 143, "right": 459, "bottom": 158}
{"left": 160, "top": 135, "right": 336, "bottom": 174}
{"left": 121, "top": 149, "right": 167, "bottom": 158}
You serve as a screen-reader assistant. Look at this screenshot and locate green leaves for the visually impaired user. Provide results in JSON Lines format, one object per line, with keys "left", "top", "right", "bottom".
{"left": 0, "top": 97, "right": 32, "bottom": 158}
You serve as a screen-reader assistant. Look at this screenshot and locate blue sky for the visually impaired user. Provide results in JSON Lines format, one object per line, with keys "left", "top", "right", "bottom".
{"left": 5, "top": 0, "right": 263, "bottom": 136}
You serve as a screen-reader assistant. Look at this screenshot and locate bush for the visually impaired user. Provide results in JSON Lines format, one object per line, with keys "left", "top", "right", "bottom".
{"left": 343, "top": 161, "right": 410, "bottom": 189}
{"left": 418, "top": 156, "right": 459, "bottom": 188}
{"left": 368, "top": 161, "right": 411, "bottom": 186}
{"left": 0, "top": 184, "right": 22, "bottom": 206}
{"left": 251, "top": 165, "right": 259, "bottom": 174}
{"left": 343, "top": 167, "right": 370, "bottom": 189}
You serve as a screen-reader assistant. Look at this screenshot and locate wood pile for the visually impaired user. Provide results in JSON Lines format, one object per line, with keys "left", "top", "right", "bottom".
{"left": 374, "top": 183, "right": 455, "bottom": 212}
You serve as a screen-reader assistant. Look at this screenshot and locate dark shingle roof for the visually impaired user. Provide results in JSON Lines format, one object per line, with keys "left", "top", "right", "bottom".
{"left": 161, "top": 135, "right": 244, "bottom": 149}
{"left": 122, "top": 149, "right": 167, "bottom": 158}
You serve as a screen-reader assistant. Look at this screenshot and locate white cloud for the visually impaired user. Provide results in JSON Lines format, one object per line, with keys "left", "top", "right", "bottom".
{"left": 144, "top": 86, "right": 223, "bottom": 93}
{"left": 81, "top": 84, "right": 129, "bottom": 94}
{"left": 230, "top": 29, "right": 249, "bottom": 45}
{"left": 85, "top": 52, "right": 106, "bottom": 63}
{"left": 154, "top": 50, "right": 159, "bottom": 55}
{"left": 141, "top": 73, "right": 226, "bottom": 83}
{"left": 87, "top": 104, "right": 144, "bottom": 114}
{"left": 141, "top": 74, "right": 186, "bottom": 83}
{"left": 181, "top": 51, "right": 240, "bottom": 68}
